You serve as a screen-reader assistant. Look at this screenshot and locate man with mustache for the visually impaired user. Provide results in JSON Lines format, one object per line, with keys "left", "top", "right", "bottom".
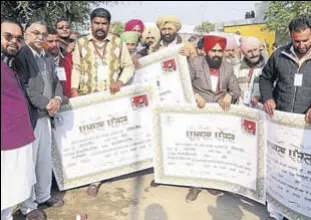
{"left": 1, "top": 18, "right": 36, "bottom": 220}
{"left": 71, "top": 8, "right": 135, "bottom": 196}
{"left": 234, "top": 36, "right": 265, "bottom": 107}
{"left": 16, "top": 20, "right": 65, "bottom": 220}
{"left": 154, "top": 15, "right": 196, "bottom": 58}
{"left": 44, "top": 28, "right": 72, "bottom": 98}
{"left": 137, "top": 27, "right": 160, "bottom": 57}
{"left": 260, "top": 17, "right": 311, "bottom": 220}
{"left": 186, "top": 35, "right": 241, "bottom": 201}
{"left": 224, "top": 35, "right": 241, "bottom": 66}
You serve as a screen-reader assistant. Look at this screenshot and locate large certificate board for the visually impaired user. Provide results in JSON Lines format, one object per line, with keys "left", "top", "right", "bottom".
{"left": 131, "top": 44, "right": 195, "bottom": 105}
{"left": 153, "top": 104, "right": 266, "bottom": 204}
{"left": 266, "top": 111, "right": 311, "bottom": 220}
{"left": 52, "top": 86, "right": 156, "bottom": 190}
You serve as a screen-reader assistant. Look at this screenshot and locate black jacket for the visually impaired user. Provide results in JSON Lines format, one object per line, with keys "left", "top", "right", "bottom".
{"left": 15, "top": 45, "right": 64, "bottom": 127}
{"left": 259, "top": 44, "right": 311, "bottom": 114}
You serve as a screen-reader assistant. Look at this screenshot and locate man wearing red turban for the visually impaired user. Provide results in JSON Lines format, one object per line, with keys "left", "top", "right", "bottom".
{"left": 185, "top": 35, "right": 241, "bottom": 201}
{"left": 125, "top": 19, "right": 145, "bottom": 51}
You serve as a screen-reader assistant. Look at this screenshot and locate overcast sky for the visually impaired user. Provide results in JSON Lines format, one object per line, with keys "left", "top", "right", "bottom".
{"left": 99, "top": 1, "right": 257, "bottom": 25}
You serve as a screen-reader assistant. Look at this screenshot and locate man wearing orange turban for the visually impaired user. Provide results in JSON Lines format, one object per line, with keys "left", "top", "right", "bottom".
{"left": 185, "top": 35, "right": 241, "bottom": 201}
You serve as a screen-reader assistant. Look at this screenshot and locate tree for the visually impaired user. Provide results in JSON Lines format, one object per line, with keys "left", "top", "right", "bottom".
{"left": 1, "top": 1, "right": 118, "bottom": 28}
{"left": 110, "top": 21, "right": 125, "bottom": 36}
{"left": 194, "top": 21, "right": 215, "bottom": 34}
{"left": 265, "top": 1, "right": 311, "bottom": 44}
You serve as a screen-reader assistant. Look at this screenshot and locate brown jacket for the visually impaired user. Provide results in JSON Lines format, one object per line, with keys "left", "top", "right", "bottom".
{"left": 188, "top": 56, "right": 241, "bottom": 103}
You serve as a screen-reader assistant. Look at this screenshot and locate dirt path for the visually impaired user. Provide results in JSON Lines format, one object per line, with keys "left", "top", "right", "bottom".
{"left": 14, "top": 169, "right": 269, "bottom": 220}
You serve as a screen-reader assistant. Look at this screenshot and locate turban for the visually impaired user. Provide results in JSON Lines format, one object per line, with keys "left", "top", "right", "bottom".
{"left": 240, "top": 36, "right": 261, "bottom": 53}
{"left": 225, "top": 36, "right": 238, "bottom": 50}
{"left": 125, "top": 19, "right": 144, "bottom": 32}
{"left": 156, "top": 15, "right": 182, "bottom": 32}
{"left": 204, "top": 35, "right": 227, "bottom": 52}
{"left": 142, "top": 27, "right": 160, "bottom": 43}
{"left": 120, "top": 31, "right": 139, "bottom": 44}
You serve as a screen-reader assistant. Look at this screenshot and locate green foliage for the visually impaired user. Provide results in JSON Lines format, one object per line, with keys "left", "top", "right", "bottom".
{"left": 194, "top": 21, "right": 215, "bottom": 34}
{"left": 265, "top": 1, "right": 311, "bottom": 44}
{"left": 110, "top": 21, "right": 125, "bottom": 36}
{"left": 0, "top": 1, "right": 118, "bottom": 28}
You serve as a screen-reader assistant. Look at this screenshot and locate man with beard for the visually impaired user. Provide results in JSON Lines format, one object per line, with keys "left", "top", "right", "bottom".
{"left": 137, "top": 27, "right": 160, "bottom": 57}
{"left": 260, "top": 17, "right": 311, "bottom": 220}
{"left": 260, "top": 16, "right": 311, "bottom": 124}
{"left": 186, "top": 35, "right": 241, "bottom": 201}
{"left": 224, "top": 35, "right": 241, "bottom": 66}
{"left": 120, "top": 31, "right": 140, "bottom": 68}
{"left": 154, "top": 15, "right": 196, "bottom": 57}
{"left": 16, "top": 20, "right": 65, "bottom": 220}
{"left": 71, "top": 8, "right": 135, "bottom": 196}
{"left": 55, "top": 17, "right": 75, "bottom": 56}
{"left": 235, "top": 36, "right": 265, "bottom": 107}
{"left": 1, "top": 18, "right": 36, "bottom": 220}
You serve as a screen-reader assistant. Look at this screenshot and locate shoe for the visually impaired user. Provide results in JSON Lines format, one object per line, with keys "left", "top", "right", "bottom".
{"left": 25, "top": 209, "right": 46, "bottom": 220}
{"left": 40, "top": 197, "right": 64, "bottom": 207}
{"left": 186, "top": 187, "right": 202, "bottom": 201}
{"left": 150, "top": 180, "right": 160, "bottom": 187}
{"left": 87, "top": 183, "right": 101, "bottom": 197}
{"left": 207, "top": 189, "right": 224, "bottom": 196}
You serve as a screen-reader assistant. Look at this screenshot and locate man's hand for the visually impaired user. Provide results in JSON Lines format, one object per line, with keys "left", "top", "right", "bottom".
{"left": 195, "top": 93, "right": 206, "bottom": 109}
{"left": 306, "top": 108, "right": 311, "bottom": 124}
{"left": 46, "top": 98, "right": 61, "bottom": 116}
{"left": 132, "top": 56, "right": 141, "bottom": 69}
{"left": 251, "top": 96, "right": 260, "bottom": 106}
{"left": 179, "top": 46, "right": 190, "bottom": 57}
{"left": 66, "top": 42, "right": 76, "bottom": 54}
{"left": 263, "top": 99, "right": 276, "bottom": 116}
{"left": 110, "top": 80, "right": 123, "bottom": 94}
{"left": 218, "top": 93, "right": 232, "bottom": 111}
{"left": 71, "top": 88, "right": 79, "bottom": 97}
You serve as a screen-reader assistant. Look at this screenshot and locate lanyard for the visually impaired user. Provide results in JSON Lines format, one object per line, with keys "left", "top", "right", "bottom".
{"left": 92, "top": 40, "right": 108, "bottom": 62}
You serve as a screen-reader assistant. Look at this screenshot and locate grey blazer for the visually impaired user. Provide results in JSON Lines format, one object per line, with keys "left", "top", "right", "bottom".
{"left": 16, "top": 45, "right": 64, "bottom": 118}
{"left": 188, "top": 56, "right": 241, "bottom": 103}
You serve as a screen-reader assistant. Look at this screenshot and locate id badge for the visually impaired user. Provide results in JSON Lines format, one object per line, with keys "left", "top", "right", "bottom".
{"left": 294, "top": 73, "right": 303, "bottom": 87}
{"left": 243, "top": 90, "right": 251, "bottom": 105}
{"left": 97, "top": 64, "right": 108, "bottom": 81}
{"left": 56, "top": 67, "right": 66, "bottom": 81}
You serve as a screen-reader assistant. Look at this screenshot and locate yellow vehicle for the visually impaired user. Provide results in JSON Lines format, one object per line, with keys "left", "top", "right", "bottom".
{"left": 224, "top": 23, "right": 276, "bottom": 55}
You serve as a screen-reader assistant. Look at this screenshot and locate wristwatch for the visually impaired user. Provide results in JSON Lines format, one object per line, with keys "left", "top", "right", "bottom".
{"left": 54, "top": 96, "right": 63, "bottom": 104}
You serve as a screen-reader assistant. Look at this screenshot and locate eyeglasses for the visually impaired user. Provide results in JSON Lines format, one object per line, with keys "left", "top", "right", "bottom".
{"left": 30, "top": 30, "right": 48, "bottom": 38}
{"left": 57, "top": 25, "right": 70, "bottom": 30}
{"left": 1, "top": 32, "right": 23, "bottom": 43}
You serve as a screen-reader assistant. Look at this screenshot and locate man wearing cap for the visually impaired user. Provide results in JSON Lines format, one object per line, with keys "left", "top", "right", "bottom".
{"left": 124, "top": 19, "right": 145, "bottom": 51}
{"left": 137, "top": 27, "right": 160, "bottom": 57}
{"left": 234, "top": 36, "right": 265, "bottom": 107}
{"left": 154, "top": 15, "right": 196, "bottom": 57}
{"left": 71, "top": 8, "right": 135, "bottom": 196}
{"left": 186, "top": 35, "right": 241, "bottom": 201}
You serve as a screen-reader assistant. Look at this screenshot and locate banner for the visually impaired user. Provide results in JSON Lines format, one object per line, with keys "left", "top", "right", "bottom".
{"left": 153, "top": 104, "right": 266, "bottom": 204}
{"left": 52, "top": 86, "right": 156, "bottom": 190}
{"left": 266, "top": 111, "right": 311, "bottom": 220}
{"left": 130, "top": 44, "right": 195, "bottom": 105}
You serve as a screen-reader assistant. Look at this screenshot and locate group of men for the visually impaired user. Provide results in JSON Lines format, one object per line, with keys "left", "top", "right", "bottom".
{"left": 1, "top": 6, "right": 310, "bottom": 220}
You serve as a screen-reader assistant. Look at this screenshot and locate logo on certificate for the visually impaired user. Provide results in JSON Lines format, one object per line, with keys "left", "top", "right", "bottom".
{"left": 161, "top": 59, "right": 177, "bottom": 73}
{"left": 131, "top": 94, "right": 149, "bottom": 110}
{"left": 241, "top": 119, "right": 256, "bottom": 135}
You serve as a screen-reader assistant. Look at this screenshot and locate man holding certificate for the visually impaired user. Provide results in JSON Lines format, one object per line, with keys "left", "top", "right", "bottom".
{"left": 186, "top": 35, "right": 241, "bottom": 201}
{"left": 71, "top": 7, "right": 135, "bottom": 196}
